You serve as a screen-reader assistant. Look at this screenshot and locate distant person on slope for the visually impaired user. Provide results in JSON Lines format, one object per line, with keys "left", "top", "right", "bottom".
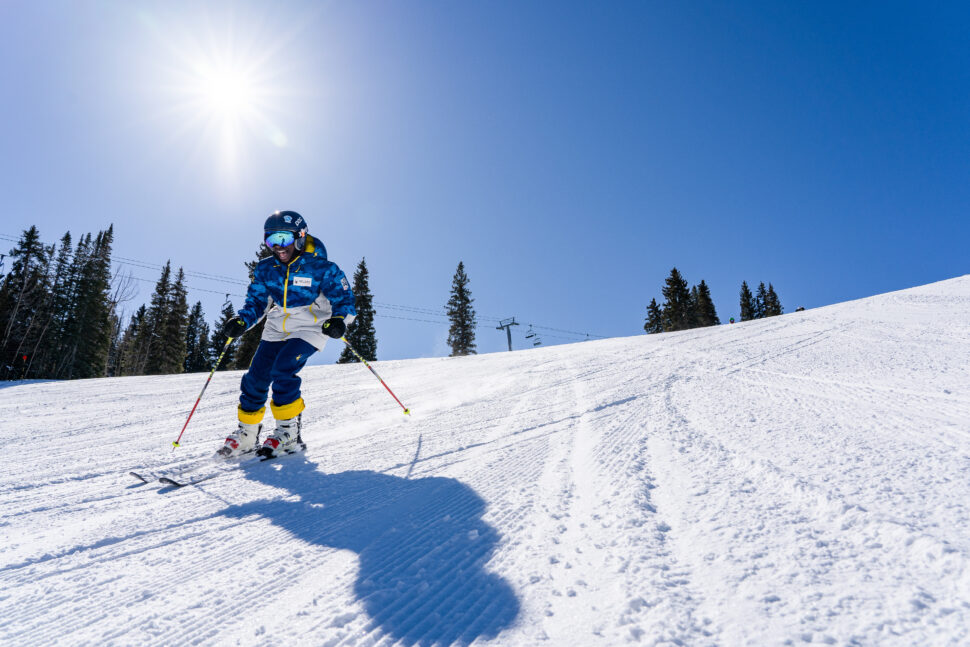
{"left": 217, "top": 210, "right": 356, "bottom": 459}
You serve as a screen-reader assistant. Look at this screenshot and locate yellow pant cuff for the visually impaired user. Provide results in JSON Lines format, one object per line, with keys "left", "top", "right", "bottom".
{"left": 238, "top": 406, "right": 265, "bottom": 424}
{"left": 271, "top": 397, "right": 305, "bottom": 420}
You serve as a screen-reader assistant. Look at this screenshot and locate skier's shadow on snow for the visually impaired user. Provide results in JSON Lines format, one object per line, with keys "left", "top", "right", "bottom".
{"left": 220, "top": 457, "right": 520, "bottom": 645}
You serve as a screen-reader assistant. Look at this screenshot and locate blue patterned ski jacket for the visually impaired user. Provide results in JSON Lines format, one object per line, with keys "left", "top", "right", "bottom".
{"left": 237, "top": 235, "right": 356, "bottom": 350}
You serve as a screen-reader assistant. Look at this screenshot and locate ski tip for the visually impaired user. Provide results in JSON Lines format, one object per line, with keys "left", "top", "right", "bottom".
{"left": 129, "top": 471, "right": 149, "bottom": 483}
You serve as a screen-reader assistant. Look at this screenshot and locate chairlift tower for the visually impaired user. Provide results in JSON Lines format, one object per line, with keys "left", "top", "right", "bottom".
{"left": 496, "top": 317, "right": 519, "bottom": 352}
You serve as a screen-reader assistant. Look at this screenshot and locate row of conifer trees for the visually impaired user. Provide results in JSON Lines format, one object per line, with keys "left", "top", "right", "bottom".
{"left": 644, "top": 267, "right": 783, "bottom": 334}
{"left": 0, "top": 226, "right": 116, "bottom": 380}
{"left": 0, "top": 226, "right": 382, "bottom": 381}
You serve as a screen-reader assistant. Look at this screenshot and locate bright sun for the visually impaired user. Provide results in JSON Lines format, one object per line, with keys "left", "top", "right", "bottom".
{"left": 140, "top": 11, "right": 295, "bottom": 188}
{"left": 195, "top": 63, "right": 257, "bottom": 122}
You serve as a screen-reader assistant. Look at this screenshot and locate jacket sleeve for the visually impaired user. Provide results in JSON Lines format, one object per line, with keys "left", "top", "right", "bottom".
{"left": 321, "top": 262, "right": 357, "bottom": 320}
{"left": 237, "top": 269, "right": 270, "bottom": 328}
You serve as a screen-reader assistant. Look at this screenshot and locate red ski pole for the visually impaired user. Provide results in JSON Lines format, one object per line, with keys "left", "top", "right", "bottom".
{"left": 341, "top": 337, "right": 411, "bottom": 415}
{"left": 172, "top": 337, "right": 235, "bottom": 450}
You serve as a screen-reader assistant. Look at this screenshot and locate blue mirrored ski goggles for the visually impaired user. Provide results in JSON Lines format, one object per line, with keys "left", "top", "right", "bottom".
{"left": 264, "top": 230, "right": 296, "bottom": 248}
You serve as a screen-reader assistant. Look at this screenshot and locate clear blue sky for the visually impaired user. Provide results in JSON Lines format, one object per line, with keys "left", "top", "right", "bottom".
{"left": 2, "top": 1, "right": 967, "bottom": 363}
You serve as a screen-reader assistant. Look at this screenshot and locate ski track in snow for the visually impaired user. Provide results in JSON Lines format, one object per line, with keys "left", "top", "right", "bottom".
{"left": 2, "top": 276, "right": 970, "bottom": 645}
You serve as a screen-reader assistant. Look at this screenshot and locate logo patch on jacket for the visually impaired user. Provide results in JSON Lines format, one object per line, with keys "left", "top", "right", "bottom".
{"left": 341, "top": 277, "right": 350, "bottom": 290}
{"left": 292, "top": 276, "right": 312, "bottom": 287}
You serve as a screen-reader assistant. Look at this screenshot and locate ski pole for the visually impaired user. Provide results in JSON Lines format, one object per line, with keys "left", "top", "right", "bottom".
{"left": 341, "top": 337, "right": 411, "bottom": 415}
{"left": 172, "top": 336, "right": 235, "bottom": 450}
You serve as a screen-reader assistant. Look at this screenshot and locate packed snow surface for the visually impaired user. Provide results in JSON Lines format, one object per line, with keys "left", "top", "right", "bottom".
{"left": 2, "top": 276, "right": 970, "bottom": 646}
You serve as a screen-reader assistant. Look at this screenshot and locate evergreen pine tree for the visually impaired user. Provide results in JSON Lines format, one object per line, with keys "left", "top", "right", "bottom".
{"left": 21, "top": 243, "right": 58, "bottom": 379}
{"left": 764, "top": 283, "right": 783, "bottom": 317}
{"left": 660, "top": 267, "right": 693, "bottom": 332}
{"left": 689, "top": 286, "right": 700, "bottom": 327}
{"left": 338, "top": 258, "right": 378, "bottom": 363}
{"left": 184, "top": 301, "right": 211, "bottom": 372}
{"left": 132, "top": 306, "right": 158, "bottom": 376}
{"left": 739, "top": 281, "right": 755, "bottom": 322}
{"left": 198, "top": 320, "right": 211, "bottom": 370}
{"left": 446, "top": 261, "right": 477, "bottom": 356}
{"left": 754, "top": 282, "right": 768, "bottom": 320}
{"left": 232, "top": 245, "right": 273, "bottom": 369}
{"left": 210, "top": 301, "right": 238, "bottom": 370}
{"left": 13, "top": 240, "right": 59, "bottom": 380}
{"left": 68, "top": 226, "right": 114, "bottom": 378}
{"left": 118, "top": 304, "right": 147, "bottom": 376}
{"left": 154, "top": 267, "right": 189, "bottom": 374}
{"left": 50, "top": 233, "right": 93, "bottom": 378}
{"left": 141, "top": 261, "right": 173, "bottom": 375}
{"left": 28, "top": 231, "right": 73, "bottom": 377}
{"left": 692, "top": 280, "right": 720, "bottom": 327}
{"left": 0, "top": 226, "right": 51, "bottom": 379}
{"left": 644, "top": 298, "right": 663, "bottom": 334}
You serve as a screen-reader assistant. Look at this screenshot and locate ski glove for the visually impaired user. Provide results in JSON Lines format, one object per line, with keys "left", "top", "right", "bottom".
{"left": 322, "top": 316, "right": 346, "bottom": 339}
{"left": 222, "top": 317, "right": 247, "bottom": 338}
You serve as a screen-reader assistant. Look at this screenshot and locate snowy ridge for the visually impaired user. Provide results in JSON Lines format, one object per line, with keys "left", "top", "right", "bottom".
{"left": 2, "top": 276, "right": 970, "bottom": 646}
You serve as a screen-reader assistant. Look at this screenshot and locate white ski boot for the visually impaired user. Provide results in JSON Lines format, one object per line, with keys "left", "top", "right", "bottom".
{"left": 217, "top": 421, "right": 262, "bottom": 458}
{"left": 257, "top": 414, "right": 305, "bottom": 458}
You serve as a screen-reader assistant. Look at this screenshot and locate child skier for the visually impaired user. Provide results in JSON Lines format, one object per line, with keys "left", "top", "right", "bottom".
{"left": 218, "top": 210, "right": 356, "bottom": 458}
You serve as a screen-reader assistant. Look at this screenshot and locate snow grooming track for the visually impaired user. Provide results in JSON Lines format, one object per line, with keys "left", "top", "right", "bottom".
{"left": 2, "top": 275, "right": 970, "bottom": 645}
{"left": 526, "top": 357, "right": 715, "bottom": 645}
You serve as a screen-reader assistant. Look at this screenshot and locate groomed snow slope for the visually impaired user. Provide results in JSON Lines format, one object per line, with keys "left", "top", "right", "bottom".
{"left": 2, "top": 276, "right": 970, "bottom": 646}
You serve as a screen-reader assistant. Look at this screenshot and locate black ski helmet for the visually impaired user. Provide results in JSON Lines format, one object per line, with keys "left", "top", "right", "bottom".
{"left": 263, "top": 210, "right": 308, "bottom": 251}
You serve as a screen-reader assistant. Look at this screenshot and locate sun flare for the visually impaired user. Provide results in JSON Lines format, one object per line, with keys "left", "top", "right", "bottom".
{"left": 140, "top": 10, "right": 295, "bottom": 190}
